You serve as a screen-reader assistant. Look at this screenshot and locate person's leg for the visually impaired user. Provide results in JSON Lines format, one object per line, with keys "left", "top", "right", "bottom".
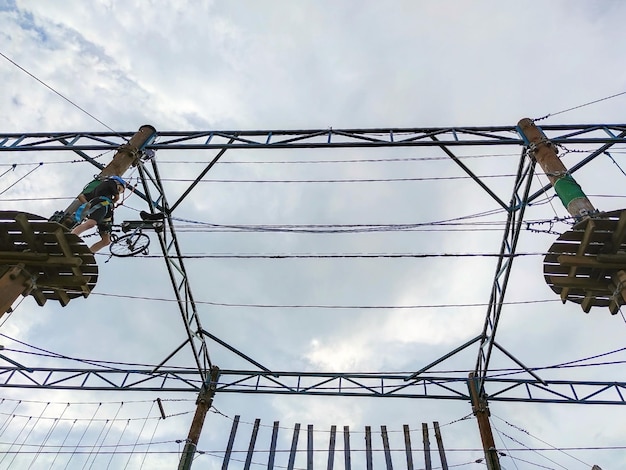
{"left": 71, "top": 219, "right": 97, "bottom": 236}
{"left": 89, "top": 233, "right": 111, "bottom": 253}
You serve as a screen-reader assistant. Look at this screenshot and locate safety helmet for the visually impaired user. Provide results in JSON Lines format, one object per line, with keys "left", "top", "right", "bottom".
{"left": 109, "top": 175, "right": 127, "bottom": 187}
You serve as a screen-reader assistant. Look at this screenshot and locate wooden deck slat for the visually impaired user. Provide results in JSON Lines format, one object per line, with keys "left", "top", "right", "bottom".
{"left": 543, "top": 209, "right": 626, "bottom": 314}
{"left": 0, "top": 211, "right": 98, "bottom": 306}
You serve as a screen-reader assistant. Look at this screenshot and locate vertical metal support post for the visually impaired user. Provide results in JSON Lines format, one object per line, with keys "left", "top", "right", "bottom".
{"left": 433, "top": 422, "right": 449, "bottom": 470}
{"left": 268, "top": 421, "right": 279, "bottom": 470}
{"left": 307, "top": 424, "right": 314, "bottom": 470}
{"left": 364, "top": 426, "right": 372, "bottom": 470}
{"left": 381, "top": 425, "right": 393, "bottom": 470}
{"left": 243, "top": 419, "right": 261, "bottom": 470}
{"left": 475, "top": 149, "right": 536, "bottom": 388}
{"left": 343, "top": 426, "right": 351, "bottom": 470}
{"left": 403, "top": 424, "right": 414, "bottom": 470}
{"left": 287, "top": 423, "right": 301, "bottom": 470}
{"left": 221, "top": 415, "right": 239, "bottom": 470}
{"left": 327, "top": 425, "right": 336, "bottom": 470}
{"left": 178, "top": 366, "right": 220, "bottom": 470}
{"left": 468, "top": 372, "right": 501, "bottom": 470}
{"left": 422, "top": 423, "right": 432, "bottom": 470}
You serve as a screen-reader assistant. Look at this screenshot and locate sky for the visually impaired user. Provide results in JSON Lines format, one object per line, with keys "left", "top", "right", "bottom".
{"left": 1, "top": 0, "right": 626, "bottom": 469}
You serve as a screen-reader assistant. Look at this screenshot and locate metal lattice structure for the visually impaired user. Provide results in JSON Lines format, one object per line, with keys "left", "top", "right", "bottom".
{"left": 1, "top": 123, "right": 626, "bottom": 399}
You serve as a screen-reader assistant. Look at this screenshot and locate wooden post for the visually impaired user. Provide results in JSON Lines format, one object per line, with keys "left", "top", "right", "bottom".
{"left": 0, "top": 265, "right": 35, "bottom": 316}
{"left": 62, "top": 125, "right": 157, "bottom": 217}
{"left": 517, "top": 118, "right": 595, "bottom": 219}
{"left": 178, "top": 366, "right": 220, "bottom": 470}
{"left": 468, "top": 373, "right": 501, "bottom": 470}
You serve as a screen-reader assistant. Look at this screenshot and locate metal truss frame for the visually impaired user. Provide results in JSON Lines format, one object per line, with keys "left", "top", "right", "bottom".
{"left": 1, "top": 124, "right": 625, "bottom": 152}
{"left": 2, "top": 123, "right": 626, "bottom": 403}
{"left": 0, "top": 366, "right": 624, "bottom": 405}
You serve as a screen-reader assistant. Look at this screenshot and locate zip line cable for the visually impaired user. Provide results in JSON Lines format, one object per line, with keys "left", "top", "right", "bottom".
{"left": 0, "top": 163, "right": 42, "bottom": 196}
{"left": 91, "top": 291, "right": 559, "bottom": 310}
{"left": 533, "top": 90, "right": 626, "bottom": 122}
{"left": 0, "top": 51, "right": 128, "bottom": 140}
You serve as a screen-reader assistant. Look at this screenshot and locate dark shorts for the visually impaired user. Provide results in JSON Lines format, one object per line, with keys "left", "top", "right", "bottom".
{"left": 88, "top": 204, "right": 110, "bottom": 223}
{"left": 86, "top": 197, "right": 113, "bottom": 234}
{"left": 97, "top": 219, "right": 113, "bottom": 235}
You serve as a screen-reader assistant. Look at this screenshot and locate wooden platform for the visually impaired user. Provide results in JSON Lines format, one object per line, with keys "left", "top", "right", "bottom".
{"left": 0, "top": 211, "right": 98, "bottom": 307}
{"left": 544, "top": 209, "right": 626, "bottom": 314}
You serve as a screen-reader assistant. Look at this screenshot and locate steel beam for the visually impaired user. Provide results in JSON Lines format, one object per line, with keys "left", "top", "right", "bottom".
{"left": 0, "top": 367, "right": 624, "bottom": 404}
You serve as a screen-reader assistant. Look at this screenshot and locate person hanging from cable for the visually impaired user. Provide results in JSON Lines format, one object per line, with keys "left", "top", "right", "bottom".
{"left": 71, "top": 175, "right": 127, "bottom": 253}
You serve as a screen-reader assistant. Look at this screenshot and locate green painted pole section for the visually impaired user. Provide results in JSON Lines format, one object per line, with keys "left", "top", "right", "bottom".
{"left": 517, "top": 118, "right": 595, "bottom": 218}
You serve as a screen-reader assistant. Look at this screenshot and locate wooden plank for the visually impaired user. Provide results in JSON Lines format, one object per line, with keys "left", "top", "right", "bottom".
{"left": 610, "top": 271, "right": 626, "bottom": 316}
{"left": 365, "top": 426, "right": 372, "bottom": 470}
{"left": 221, "top": 415, "right": 239, "bottom": 470}
{"left": 422, "top": 423, "right": 432, "bottom": 470}
{"left": 343, "top": 426, "right": 351, "bottom": 470}
{"left": 243, "top": 418, "right": 261, "bottom": 470}
{"left": 581, "top": 294, "right": 596, "bottom": 313}
{"left": 14, "top": 213, "right": 44, "bottom": 252}
{"left": 610, "top": 210, "right": 626, "bottom": 251}
{"left": 403, "top": 424, "right": 414, "bottom": 470}
{"left": 326, "top": 425, "right": 336, "bottom": 470}
{"left": 433, "top": 422, "right": 449, "bottom": 470}
{"left": 549, "top": 277, "right": 610, "bottom": 291}
{"left": 557, "top": 230, "right": 612, "bottom": 243}
{"left": 288, "top": 423, "right": 301, "bottom": 470}
{"left": 548, "top": 242, "right": 603, "bottom": 255}
{"left": 558, "top": 254, "right": 626, "bottom": 269}
{"left": 53, "top": 227, "right": 92, "bottom": 296}
{"left": 562, "top": 220, "right": 598, "bottom": 301}
{"left": 381, "top": 425, "right": 393, "bottom": 470}
{"left": 268, "top": 421, "right": 279, "bottom": 470}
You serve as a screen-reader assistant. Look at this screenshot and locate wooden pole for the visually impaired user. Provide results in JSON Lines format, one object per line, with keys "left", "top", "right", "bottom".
{"left": 62, "top": 125, "right": 157, "bottom": 217}
{"left": 519, "top": 118, "right": 626, "bottom": 311}
{"left": 517, "top": 118, "right": 595, "bottom": 219}
{"left": 468, "top": 373, "right": 501, "bottom": 470}
{"left": 0, "top": 265, "right": 35, "bottom": 316}
{"left": 178, "top": 366, "right": 220, "bottom": 470}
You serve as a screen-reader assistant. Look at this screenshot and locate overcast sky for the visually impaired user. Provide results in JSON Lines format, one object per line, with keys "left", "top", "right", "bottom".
{"left": 1, "top": 1, "right": 626, "bottom": 469}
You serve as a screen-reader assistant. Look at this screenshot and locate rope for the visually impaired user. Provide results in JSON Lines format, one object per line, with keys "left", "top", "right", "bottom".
{"left": 7, "top": 402, "right": 50, "bottom": 469}
{"left": 28, "top": 403, "right": 70, "bottom": 469}
{"left": 50, "top": 418, "right": 78, "bottom": 469}
{"left": 123, "top": 400, "right": 155, "bottom": 470}
{"left": 64, "top": 403, "right": 101, "bottom": 470}
{"left": 139, "top": 413, "right": 162, "bottom": 469}
{"left": 106, "top": 420, "right": 130, "bottom": 470}
{"left": 0, "top": 414, "right": 32, "bottom": 468}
